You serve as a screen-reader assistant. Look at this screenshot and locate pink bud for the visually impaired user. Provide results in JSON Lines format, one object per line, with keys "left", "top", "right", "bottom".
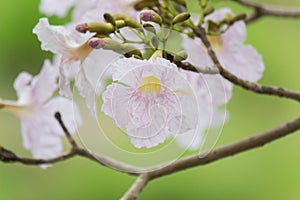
{"left": 140, "top": 10, "right": 154, "bottom": 21}
{"left": 88, "top": 38, "right": 105, "bottom": 49}
{"left": 75, "top": 23, "right": 88, "bottom": 33}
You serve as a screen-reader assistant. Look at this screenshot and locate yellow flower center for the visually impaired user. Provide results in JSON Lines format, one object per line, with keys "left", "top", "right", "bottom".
{"left": 139, "top": 75, "right": 162, "bottom": 95}
{"left": 206, "top": 35, "right": 223, "bottom": 51}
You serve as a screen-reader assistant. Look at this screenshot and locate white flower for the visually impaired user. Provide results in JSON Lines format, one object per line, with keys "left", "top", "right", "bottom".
{"left": 33, "top": 18, "right": 117, "bottom": 116}
{"left": 183, "top": 8, "right": 265, "bottom": 82}
{"left": 102, "top": 57, "right": 199, "bottom": 148}
{"left": 1, "top": 60, "right": 82, "bottom": 165}
{"left": 39, "top": 0, "right": 138, "bottom": 22}
{"left": 174, "top": 70, "right": 231, "bottom": 150}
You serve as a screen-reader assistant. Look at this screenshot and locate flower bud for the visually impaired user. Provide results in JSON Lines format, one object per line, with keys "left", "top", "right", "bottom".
{"left": 86, "top": 22, "right": 115, "bottom": 35}
{"left": 115, "top": 20, "right": 126, "bottom": 28}
{"left": 204, "top": 6, "right": 214, "bottom": 16}
{"left": 172, "top": 12, "right": 191, "bottom": 24}
{"left": 133, "top": 0, "right": 159, "bottom": 11}
{"left": 231, "top": 13, "right": 247, "bottom": 24}
{"left": 76, "top": 23, "right": 88, "bottom": 33}
{"left": 104, "top": 13, "right": 116, "bottom": 26}
{"left": 140, "top": 10, "right": 162, "bottom": 24}
{"left": 124, "top": 17, "right": 143, "bottom": 29}
{"left": 88, "top": 38, "right": 105, "bottom": 49}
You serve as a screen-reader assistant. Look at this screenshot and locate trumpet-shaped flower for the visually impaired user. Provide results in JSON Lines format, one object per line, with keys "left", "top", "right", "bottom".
{"left": 0, "top": 60, "right": 81, "bottom": 164}
{"left": 33, "top": 18, "right": 117, "bottom": 116}
{"left": 182, "top": 8, "right": 264, "bottom": 82}
{"left": 102, "top": 57, "right": 199, "bottom": 148}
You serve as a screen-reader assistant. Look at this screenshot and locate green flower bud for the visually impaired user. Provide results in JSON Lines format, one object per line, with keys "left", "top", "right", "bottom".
{"left": 115, "top": 20, "right": 126, "bottom": 28}
{"left": 231, "top": 13, "right": 247, "bottom": 24}
{"left": 204, "top": 6, "right": 214, "bottom": 16}
{"left": 86, "top": 22, "right": 115, "bottom": 35}
{"left": 124, "top": 17, "right": 143, "bottom": 29}
{"left": 134, "top": 0, "right": 159, "bottom": 11}
{"left": 172, "top": 12, "right": 191, "bottom": 24}
{"left": 104, "top": 13, "right": 116, "bottom": 26}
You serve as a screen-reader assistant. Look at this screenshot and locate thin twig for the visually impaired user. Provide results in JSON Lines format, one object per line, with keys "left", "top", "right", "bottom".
{"left": 193, "top": 26, "right": 300, "bottom": 102}
{"left": 55, "top": 112, "right": 78, "bottom": 149}
{"left": 235, "top": 0, "right": 300, "bottom": 23}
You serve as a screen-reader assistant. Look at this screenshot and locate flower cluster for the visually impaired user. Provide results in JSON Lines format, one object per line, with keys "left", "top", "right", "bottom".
{"left": 1, "top": 0, "right": 265, "bottom": 164}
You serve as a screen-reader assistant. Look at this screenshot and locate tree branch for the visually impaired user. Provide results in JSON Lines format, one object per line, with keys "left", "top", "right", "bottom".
{"left": 121, "top": 174, "right": 150, "bottom": 200}
{"left": 235, "top": 0, "right": 300, "bottom": 23}
{"left": 193, "top": 26, "right": 300, "bottom": 102}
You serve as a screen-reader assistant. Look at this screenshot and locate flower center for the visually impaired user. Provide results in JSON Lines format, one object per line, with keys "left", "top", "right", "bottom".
{"left": 139, "top": 75, "right": 162, "bottom": 95}
{"left": 206, "top": 35, "right": 223, "bottom": 51}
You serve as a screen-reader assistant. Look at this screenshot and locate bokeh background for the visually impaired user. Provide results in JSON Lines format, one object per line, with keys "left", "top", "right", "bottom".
{"left": 1, "top": 0, "right": 300, "bottom": 199}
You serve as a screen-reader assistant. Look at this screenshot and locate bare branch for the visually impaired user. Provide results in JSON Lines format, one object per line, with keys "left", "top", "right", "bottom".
{"left": 235, "top": 0, "right": 300, "bottom": 23}
{"left": 121, "top": 174, "right": 150, "bottom": 200}
{"left": 0, "top": 146, "right": 76, "bottom": 165}
{"left": 193, "top": 26, "right": 300, "bottom": 102}
{"left": 175, "top": 61, "right": 219, "bottom": 74}
{"left": 55, "top": 112, "right": 78, "bottom": 149}
{"left": 146, "top": 115, "right": 300, "bottom": 178}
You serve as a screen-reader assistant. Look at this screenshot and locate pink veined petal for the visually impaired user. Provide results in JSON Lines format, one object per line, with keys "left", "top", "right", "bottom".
{"left": 31, "top": 59, "right": 58, "bottom": 104}
{"left": 39, "top": 0, "right": 77, "bottom": 18}
{"left": 102, "top": 83, "right": 131, "bottom": 127}
{"left": 127, "top": 105, "right": 167, "bottom": 148}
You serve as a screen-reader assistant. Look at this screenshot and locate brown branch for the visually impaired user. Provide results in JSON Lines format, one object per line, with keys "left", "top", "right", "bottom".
{"left": 193, "top": 26, "right": 300, "bottom": 102}
{"left": 0, "top": 112, "right": 144, "bottom": 174}
{"left": 235, "top": 0, "right": 300, "bottom": 23}
{"left": 121, "top": 174, "right": 150, "bottom": 200}
{"left": 119, "top": 115, "right": 300, "bottom": 198}
{"left": 0, "top": 146, "right": 76, "bottom": 165}
{"left": 55, "top": 112, "right": 78, "bottom": 149}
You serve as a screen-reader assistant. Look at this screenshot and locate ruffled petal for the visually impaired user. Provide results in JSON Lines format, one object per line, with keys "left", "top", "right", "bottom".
{"left": 31, "top": 59, "right": 58, "bottom": 104}
{"left": 13, "top": 72, "right": 33, "bottom": 102}
{"left": 127, "top": 105, "right": 167, "bottom": 148}
{"left": 33, "top": 18, "right": 78, "bottom": 55}
{"left": 75, "top": 69, "right": 97, "bottom": 117}
{"left": 102, "top": 83, "right": 131, "bottom": 127}
{"left": 39, "top": 0, "right": 77, "bottom": 18}
{"left": 45, "top": 96, "right": 82, "bottom": 135}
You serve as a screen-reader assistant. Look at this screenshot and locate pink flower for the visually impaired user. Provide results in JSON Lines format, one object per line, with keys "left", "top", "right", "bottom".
{"left": 1, "top": 60, "right": 82, "bottom": 164}
{"left": 102, "top": 57, "right": 199, "bottom": 148}
{"left": 183, "top": 8, "right": 265, "bottom": 82}
{"left": 33, "top": 18, "right": 117, "bottom": 116}
{"left": 39, "top": 0, "right": 138, "bottom": 22}
{"left": 174, "top": 70, "right": 232, "bottom": 150}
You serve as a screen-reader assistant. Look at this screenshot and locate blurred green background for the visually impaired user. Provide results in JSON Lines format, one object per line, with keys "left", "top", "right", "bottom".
{"left": 1, "top": 0, "right": 300, "bottom": 199}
